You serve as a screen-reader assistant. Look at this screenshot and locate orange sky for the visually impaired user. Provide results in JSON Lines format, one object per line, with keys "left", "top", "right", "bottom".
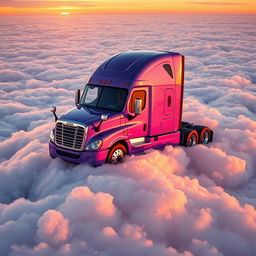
{"left": 0, "top": 0, "right": 255, "bottom": 15}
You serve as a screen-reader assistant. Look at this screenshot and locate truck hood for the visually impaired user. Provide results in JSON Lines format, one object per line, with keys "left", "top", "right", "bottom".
{"left": 59, "top": 106, "right": 110, "bottom": 125}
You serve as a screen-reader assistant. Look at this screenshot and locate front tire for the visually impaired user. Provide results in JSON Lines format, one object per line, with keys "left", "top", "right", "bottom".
{"left": 107, "top": 143, "right": 127, "bottom": 164}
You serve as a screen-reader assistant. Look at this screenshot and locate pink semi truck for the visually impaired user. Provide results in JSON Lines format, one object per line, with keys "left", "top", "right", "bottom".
{"left": 49, "top": 51, "right": 213, "bottom": 165}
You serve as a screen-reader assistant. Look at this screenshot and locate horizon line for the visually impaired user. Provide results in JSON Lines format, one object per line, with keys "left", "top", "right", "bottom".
{"left": 0, "top": 12, "right": 256, "bottom": 15}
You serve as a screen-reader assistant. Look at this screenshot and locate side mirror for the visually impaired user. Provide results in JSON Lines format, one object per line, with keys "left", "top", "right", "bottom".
{"left": 101, "top": 114, "right": 108, "bottom": 121}
{"left": 50, "top": 106, "right": 56, "bottom": 113}
{"left": 75, "top": 89, "right": 80, "bottom": 105}
{"left": 134, "top": 98, "right": 142, "bottom": 115}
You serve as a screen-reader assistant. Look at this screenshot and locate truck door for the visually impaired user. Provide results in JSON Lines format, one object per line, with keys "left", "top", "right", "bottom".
{"left": 161, "top": 88, "right": 174, "bottom": 132}
{"left": 126, "top": 88, "right": 148, "bottom": 139}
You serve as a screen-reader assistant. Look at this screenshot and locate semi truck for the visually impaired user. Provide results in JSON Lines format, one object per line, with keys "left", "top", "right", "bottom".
{"left": 49, "top": 51, "right": 213, "bottom": 165}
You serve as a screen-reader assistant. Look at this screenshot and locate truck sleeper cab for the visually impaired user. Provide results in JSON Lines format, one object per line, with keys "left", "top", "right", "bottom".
{"left": 49, "top": 51, "right": 213, "bottom": 165}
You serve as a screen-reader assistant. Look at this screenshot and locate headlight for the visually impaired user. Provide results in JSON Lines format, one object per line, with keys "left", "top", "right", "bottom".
{"left": 86, "top": 140, "right": 103, "bottom": 150}
{"left": 50, "top": 129, "right": 55, "bottom": 142}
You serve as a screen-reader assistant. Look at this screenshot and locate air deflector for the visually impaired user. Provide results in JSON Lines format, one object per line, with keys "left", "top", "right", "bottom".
{"left": 104, "top": 52, "right": 146, "bottom": 71}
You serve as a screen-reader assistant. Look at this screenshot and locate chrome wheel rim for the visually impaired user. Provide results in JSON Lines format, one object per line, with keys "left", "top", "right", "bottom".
{"left": 202, "top": 131, "right": 209, "bottom": 144}
{"left": 188, "top": 134, "right": 196, "bottom": 146}
{"left": 111, "top": 149, "right": 124, "bottom": 164}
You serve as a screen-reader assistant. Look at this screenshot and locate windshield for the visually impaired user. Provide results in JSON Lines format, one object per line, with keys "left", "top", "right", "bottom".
{"left": 81, "top": 84, "right": 128, "bottom": 112}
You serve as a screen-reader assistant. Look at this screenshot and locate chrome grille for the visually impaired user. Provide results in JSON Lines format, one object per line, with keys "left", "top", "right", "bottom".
{"left": 55, "top": 121, "right": 86, "bottom": 151}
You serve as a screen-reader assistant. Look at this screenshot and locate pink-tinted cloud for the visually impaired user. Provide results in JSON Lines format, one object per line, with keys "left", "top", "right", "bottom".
{"left": 37, "top": 210, "right": 70, "bottom": 246}
{"left": 221, "top": 75, "right": 251, "bottom": 88}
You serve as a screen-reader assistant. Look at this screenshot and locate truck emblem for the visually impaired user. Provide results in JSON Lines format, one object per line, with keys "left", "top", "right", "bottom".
{"left": 65, "top": 122, "right": 74, "bottom": 126}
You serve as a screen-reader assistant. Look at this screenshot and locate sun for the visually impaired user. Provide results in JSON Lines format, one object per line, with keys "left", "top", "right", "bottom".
{"left": 60, "top": 12, "right": 70, "bottom": 15}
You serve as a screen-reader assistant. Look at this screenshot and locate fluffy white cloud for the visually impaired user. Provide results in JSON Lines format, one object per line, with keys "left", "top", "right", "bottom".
{"left": 0, "top": 14, "right": 255, "bottom": 256}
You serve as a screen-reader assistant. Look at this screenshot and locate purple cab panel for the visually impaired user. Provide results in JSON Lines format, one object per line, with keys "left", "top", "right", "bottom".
{"left": 49, "top": 50, "right": 185, "bottom": 165}
{"left": 49, "top": 141, "right": 108, "bottom": 165}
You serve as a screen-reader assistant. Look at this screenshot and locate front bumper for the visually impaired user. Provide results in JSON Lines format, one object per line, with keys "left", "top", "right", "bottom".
{"left": 49, "top": 141, "right": 108, "bottom": 165}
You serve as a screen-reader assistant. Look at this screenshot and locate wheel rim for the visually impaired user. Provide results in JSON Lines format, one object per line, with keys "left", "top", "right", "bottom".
{"left": 111, "top": 148, "right": 124, "bottom": 164}
{"left": 202, "top": 131, "right": 209, "bottom": 144}
{"left": 188, "top": 134, "right": 196, "bottom": 146}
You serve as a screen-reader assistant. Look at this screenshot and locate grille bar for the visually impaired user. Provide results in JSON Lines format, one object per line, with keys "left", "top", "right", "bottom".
{"left": 55, "top": 121, "right": 86, "bottom": 151}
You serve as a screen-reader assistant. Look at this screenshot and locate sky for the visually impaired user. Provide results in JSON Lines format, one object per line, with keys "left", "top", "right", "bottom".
{"left": 0, "top": 14, "right": 256, "bottom": 256}
{"left": 0, "top": 0, "right": 256, "bottom": 14}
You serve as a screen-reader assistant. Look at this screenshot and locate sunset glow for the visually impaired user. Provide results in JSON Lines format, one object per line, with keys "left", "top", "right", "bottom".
{"left": 0, "top": 0, "right": 255, "bottom": 14}
{"left": 60, "top": 12, "right": 70, "bottom": 15}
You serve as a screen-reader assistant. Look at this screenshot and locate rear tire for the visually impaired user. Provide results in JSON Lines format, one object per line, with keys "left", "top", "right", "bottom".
{"left": 184, "top": 129, "right": 199, "bottom": 147}
{"left": 107, "top": 143, "right": 127, "bottom": 164}
{"left": 193, "top": 126, "right": 211, "bottom": 144}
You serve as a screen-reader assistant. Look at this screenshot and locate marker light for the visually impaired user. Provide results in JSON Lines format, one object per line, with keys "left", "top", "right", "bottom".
{"left": 86, "top": 140, "right": 103, "bottom": 150}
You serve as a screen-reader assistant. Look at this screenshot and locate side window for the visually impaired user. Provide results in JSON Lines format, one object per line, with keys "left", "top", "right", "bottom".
{"left": 163, "top": 64, "right": 174, "bottom": 79}
{"left": 129, "top": 90, "right": 146, "bottom": 112}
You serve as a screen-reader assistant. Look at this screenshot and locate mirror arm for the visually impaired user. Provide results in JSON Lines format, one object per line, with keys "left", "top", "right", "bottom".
{"left": 53, "top": 112, "right": 58, "bottom": 122}
{"left": 95, "top": 114, "right": 108, "bottom": 132}
{"left": 95, "top": 120, "right": 104, "bottom": 132}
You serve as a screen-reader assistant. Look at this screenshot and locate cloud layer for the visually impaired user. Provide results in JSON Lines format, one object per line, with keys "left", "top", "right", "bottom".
{"left": 0, "top": 14, "right": 256, "bottom": 256}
